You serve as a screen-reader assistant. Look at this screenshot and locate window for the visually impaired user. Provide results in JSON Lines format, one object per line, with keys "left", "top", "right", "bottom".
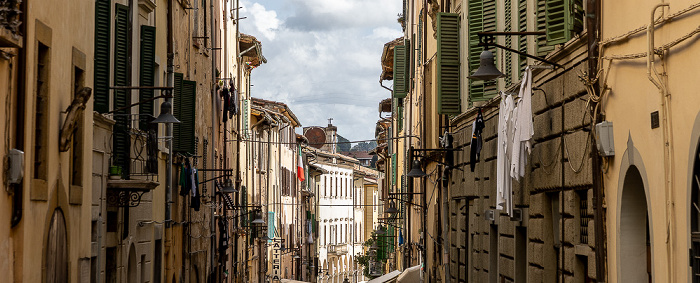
{"left": 34, "top": 41, "right": 50, "bottom": 180}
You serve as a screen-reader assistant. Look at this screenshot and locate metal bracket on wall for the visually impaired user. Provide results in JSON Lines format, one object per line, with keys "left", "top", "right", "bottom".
{"left": 106, "top": 189, "right": 147, "bottom": 207}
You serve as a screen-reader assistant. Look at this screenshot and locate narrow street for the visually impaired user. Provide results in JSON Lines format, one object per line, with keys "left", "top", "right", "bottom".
{"left": 2, "top": 0, "right": 700, "bottom": 282}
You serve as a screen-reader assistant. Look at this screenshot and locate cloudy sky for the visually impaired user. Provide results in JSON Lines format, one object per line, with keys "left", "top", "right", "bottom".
{"left": 238, "top": 0, "right": 403, "bottom": 142}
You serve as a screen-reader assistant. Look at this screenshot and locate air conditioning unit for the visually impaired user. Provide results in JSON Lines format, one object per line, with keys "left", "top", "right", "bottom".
{"left": 7, "top": 149, "right": 24, "bottom": 185}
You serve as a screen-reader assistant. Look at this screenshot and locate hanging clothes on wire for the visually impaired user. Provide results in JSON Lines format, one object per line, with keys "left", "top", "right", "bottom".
{"left": 179, "top": 158, "right": 192, "bottom": 196}
{"left": 222, "top": 87, "right": 231, "bottom": 123}
{"left": 229, "top": 79, "right": 238, "bottom": 116}
{"left": 511, "top": 66, "right": 534, "bottom": 180}
{"left": 496, "top": 92, "right": 516, "bottom": 216}
{"left": 190, "top": 167, "right": 200, "bottom": 211}
{"left": 470, "top": 108, "right": 485, "bottom": 172}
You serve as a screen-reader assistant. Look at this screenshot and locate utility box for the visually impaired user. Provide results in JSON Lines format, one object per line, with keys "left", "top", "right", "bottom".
{"left": 596, "top": 121, "right": 615, "bottom": 157}
{"left": 7, "top": 149, "right": 24, "bottom": 184}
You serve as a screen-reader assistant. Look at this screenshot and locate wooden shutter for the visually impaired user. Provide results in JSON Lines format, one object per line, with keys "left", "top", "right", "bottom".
{"left": 468, "top": 0, "right": 498, "bottom": 102}
{"left": 140, "top": 25, "right": 158, "bottom": 174}
{"left": 113, "top": 3, "right": 130, "bottom": 177}
{"left": 173, "top": 73, "right": 184, "bottom": 153}
{"left": 396, "top": 99, "right": 404, "bottom": 132}
{"left": 175, "top": 80, "right": 196, "bottom": 154}
{"left": 391, "top": 153, "right": 397, "bottom": 188}
{"left": 437, "top": 13, "right": 460, "bottom": 115}
{"left": 93, "top": 0, "right": 110, "bottom": 113}
{"left": 393, "top": 45, "right": 407, "bottom": 98}
{"left": 545, "top": 0, "right": 583, "bottom": 45}
{"left": 504, "top": 0, "right": 513, "bottom": 85}
{"left": 139, "top": 25, "right": 156, "bottom": 129}
{"left": 518, "top": 0, "right": 528, "bottom": 75}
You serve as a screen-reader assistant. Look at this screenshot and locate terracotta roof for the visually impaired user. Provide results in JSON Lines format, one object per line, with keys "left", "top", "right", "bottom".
{"left": 338, "top": 151, "right": 373, "bottom": 160}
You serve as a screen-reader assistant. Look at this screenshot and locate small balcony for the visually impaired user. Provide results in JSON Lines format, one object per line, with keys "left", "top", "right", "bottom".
{"left": 327, "top": 244, "right": 348, "bottom": 256}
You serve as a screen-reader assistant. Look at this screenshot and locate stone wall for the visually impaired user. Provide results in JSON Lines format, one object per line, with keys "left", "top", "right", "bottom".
{"left": 448, "top": 61, "right": 598, "bottom": 282}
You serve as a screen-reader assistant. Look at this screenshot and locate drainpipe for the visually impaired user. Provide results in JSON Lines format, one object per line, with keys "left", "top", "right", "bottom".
{"left": 648, "top": 3, "right": 674, "bottom": 282}
{"left": 586, "top": 0, "right": 605, "bottom": 280}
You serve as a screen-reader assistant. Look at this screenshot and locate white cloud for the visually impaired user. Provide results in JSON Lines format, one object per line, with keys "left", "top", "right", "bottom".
{"left": 239, "top": 1, "right": 402, "bottom": 141}
{"left": 241, "top": 2, "right": 280, "bottom": 40}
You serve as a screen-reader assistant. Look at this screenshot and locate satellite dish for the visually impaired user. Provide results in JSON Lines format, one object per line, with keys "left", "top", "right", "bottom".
{"left": 305, "top": 127, "right": 326, "bottom": 149}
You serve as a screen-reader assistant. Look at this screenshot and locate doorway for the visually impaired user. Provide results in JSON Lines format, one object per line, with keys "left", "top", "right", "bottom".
{"left": 619, "top": 166, "right": 651, "bottom": 282}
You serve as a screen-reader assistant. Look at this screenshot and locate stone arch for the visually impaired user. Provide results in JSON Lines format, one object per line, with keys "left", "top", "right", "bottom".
{"left": 616, "top": 135, "right": 654, "bottom": 283}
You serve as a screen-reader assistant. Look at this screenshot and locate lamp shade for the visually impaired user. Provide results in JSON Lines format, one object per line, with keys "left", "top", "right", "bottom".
{"left": 407, "top": 159, "right": 426, "bottom": 178}
{"left": 251, "top": 211, "right": 266, "bottom": 224}
{"left": 468, "top": 50, "right": 505, "bottom": 81}
{"left": 385, "top": 200, "right": 399, "bottom": 214}
{"left": 221, "top": 178, "right": 238, "bottom": 193}
{"left": 151, "top": 101, "right": 181, "bottom": 124}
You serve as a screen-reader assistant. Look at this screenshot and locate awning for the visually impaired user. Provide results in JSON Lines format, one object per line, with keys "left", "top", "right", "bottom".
{"left": 367, "top": 270, "right": 402, "bottom": 283}
{"left": 396, "top": 265, "right": 421, "bottom": 283}
{"left": 280, "top": 279, "right": 311, "bottom": 283}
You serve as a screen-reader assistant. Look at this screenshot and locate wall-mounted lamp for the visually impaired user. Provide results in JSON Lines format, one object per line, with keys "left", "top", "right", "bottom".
{"left": 469, "top": 32, "right": 563, "bottom": 81}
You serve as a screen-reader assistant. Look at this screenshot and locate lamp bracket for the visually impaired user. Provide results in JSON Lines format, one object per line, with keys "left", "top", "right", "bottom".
{"left": 476, "top": 32, "right": 564, "bottom": 68}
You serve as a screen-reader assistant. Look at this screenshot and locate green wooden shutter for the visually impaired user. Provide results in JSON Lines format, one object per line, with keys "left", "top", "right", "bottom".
{"left": 242, "top": 99, "right": 249, "bottom": 138}
{"left": 468, "top": 0, "right": 498, "bottom": 102}
{"left": 437, "top": 13, "right": 460, "bottom": 115}
{"left": 393, "top": 45, "right": 407, "bottom": 98}
{"left": 391, "top": 153, "right": 397, "bottom": 188}
{"left": 139, "top": 25, "right": 156, "bottom": 129}
{"left": 518, "top": 0, "right": 528, "bottom": 75}
{"left": 504, "top": 0, "right": 513, "bottom": 85}
{"left": 396, "top": 99, "right": 404, "bottom": 132}
{"left": 418, "top": 16, "right": 423, "bottom": 63}
{"left": 175, "top": 80, "right": 196, "bottom": 154}
{"left": 113, "top": 3, "right": 130, "bottom": 178}
{"left": 93, "top": 0, "right": 110, "bottom": 113}
{"left": 140, "top": 25, "right": 158, "bottom": 173}
{"left": 545, "top": 0, "right": 583, "bottom": 45}
{"left": 268, "top": 211, "right": 275, "bottom": 239}
{"left": 173, "top": 73, "right": 184, "bottom": 153}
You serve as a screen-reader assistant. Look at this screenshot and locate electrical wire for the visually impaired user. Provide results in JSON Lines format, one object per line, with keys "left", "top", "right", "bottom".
{"left": 226, "top": 134, "right": 422, "bottom": 146}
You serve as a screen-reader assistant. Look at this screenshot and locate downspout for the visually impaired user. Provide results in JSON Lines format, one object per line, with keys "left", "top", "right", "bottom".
{"left": 421, "top": 2, "right": 428, "bottom": 280}
{"left": 165, "top": 0, "right": 176, "bottom": 282}
{"left": 234, "top": 0, "right": 241, "bottom": 280}
{"left": 648, "top": 3, "right": 674, "bottom": 281}
{"left": 587, "top": 0, "right": 605, "bottom": 280}
{"left": 209, "top": 0, "right": 218, "bottom": 278}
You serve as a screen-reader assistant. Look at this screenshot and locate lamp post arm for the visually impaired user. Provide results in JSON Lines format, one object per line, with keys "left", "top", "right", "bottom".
{"left": 476, "top": 32, "right": 564, "bottom": 68}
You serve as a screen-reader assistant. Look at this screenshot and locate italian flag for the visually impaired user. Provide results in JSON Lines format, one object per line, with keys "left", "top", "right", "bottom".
{"left": 297, "top": 146, "right": 305, "bottom": 182}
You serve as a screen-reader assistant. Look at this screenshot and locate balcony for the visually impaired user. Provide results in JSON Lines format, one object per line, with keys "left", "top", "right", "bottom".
{"left": 0, "top": 0, "right": 23, "bottom": 48}
{"left": 327, "top": 244, "right": 348, "bottom": 256}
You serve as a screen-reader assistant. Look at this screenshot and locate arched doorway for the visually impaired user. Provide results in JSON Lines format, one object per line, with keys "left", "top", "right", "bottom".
{"left": 620, "top": 166, "right": 651, "bottom": 282}
{"left": 691, "top": 138, "right": 700, "bottom": 282}
{"left": 128, "top": 244, "right": 137, "bottom": 283}
{"left": 45, "top": 209, "right": 68, "bottom": 283}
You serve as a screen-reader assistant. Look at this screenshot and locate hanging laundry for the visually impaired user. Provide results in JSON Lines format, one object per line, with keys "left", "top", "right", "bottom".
{"left": 229, "top": 80, "right": 238, "bottom": 116}
{"left": 190, "top": 168, "right": 200, "bottom": 211}
{"left": 470, "top": 109, "right": 485, "bottom": 172}
{"left": 222, "top": 88, "right": 230, "bottom": 123}
{"left": 179, "top": 158, "right": 192, "bottom": 196}
{"left": 511, "top": 67, "right": 534, "bottom": 180}
{"left": 496, "top": 92, "right": 515, "bottom": 216}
